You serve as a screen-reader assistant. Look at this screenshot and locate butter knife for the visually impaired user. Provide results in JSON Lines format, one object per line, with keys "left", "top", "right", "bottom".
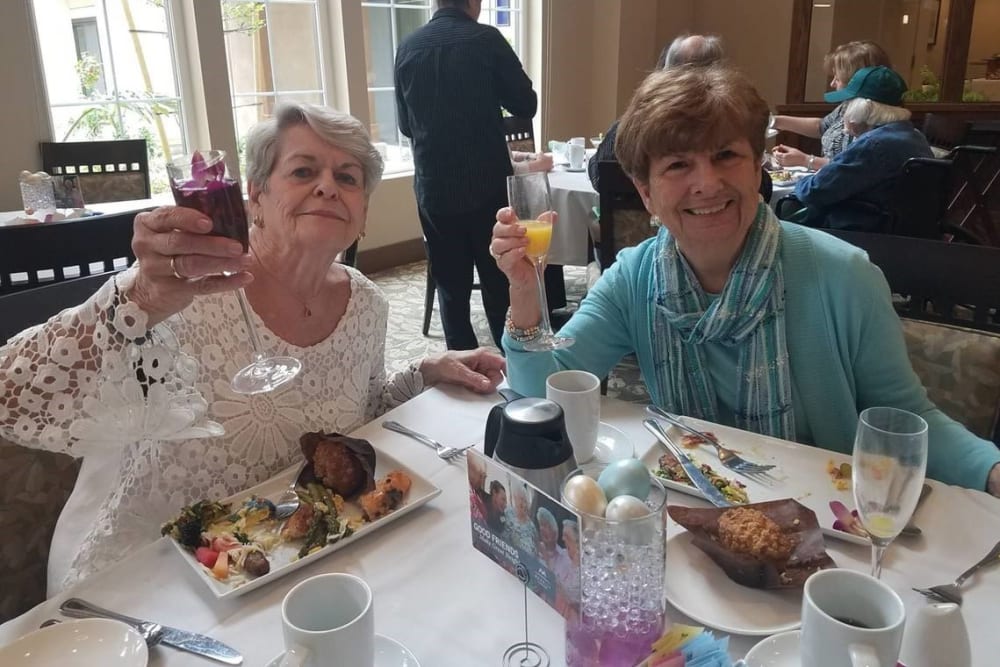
{"left": 643, "top": 419, "right": 732, "bottom": 508}
{"left": 60, "top": 598, "right": 243, "bottom": 665}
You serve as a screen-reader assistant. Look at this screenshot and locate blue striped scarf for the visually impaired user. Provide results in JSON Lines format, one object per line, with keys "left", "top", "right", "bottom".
{"left": 651, "top": 203, "right": 795, "bottom": 439}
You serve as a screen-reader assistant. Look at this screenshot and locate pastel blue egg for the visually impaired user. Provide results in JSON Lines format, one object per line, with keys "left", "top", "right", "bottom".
{"left": 597, "top": 459, "right": 650, "bottom": 501}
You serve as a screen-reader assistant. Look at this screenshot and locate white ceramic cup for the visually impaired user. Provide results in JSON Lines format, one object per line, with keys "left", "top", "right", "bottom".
{"left": 899, "top": 602, "right": 971, "bottom": 667}
{"left": 278, "top": 573, "right": 375, "bottom": 667}
{"left": 800, "top": 569, "right": 905, "bottom": 667}
{"left": 568, "top": 143, "right": 586, "bottom": 170}
{"left": 546, "top": 370, "right": 600, "bottom": 463}
{"left": 569, "top": 136, "right": 586, "bottom": 146}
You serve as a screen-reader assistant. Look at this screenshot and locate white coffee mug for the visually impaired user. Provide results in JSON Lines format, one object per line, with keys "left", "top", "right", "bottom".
{"left": 899, "top": 602, "right": 971, "bottom": 667}
{"left": 278, "top": 573, "right": 375, "bottom": 667}
{"left": 546, "top": 370, "right": 600, "bottom": 463}
{"left": 800, "top": 569, "right": 905, "bottom": 667}
{"left": 568, "top": 143, "right": 586, "bottom": 170}
{"left": 569, "top": 136, "right": 585, "bottom": 147}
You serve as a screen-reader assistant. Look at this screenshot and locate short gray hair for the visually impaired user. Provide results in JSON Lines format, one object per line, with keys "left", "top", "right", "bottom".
{"left": 842, "top": 97, "right": 911, "bottom": 129}
{"left": 244, "top": 102, "right": 384, "bottom": 198}
{"left": 536, "top": 507, "right": 557, "bottom": 531}
{"left": 658, "top": 34, "right": 725, "bottom": 69}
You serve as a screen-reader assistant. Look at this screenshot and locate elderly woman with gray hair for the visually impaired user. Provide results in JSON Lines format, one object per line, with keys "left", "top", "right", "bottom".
{"left": 0, "top": 102, "right": 503, "bottom": 592}
{"left": 791, "top": 66, "right": 933, "bottom": 232}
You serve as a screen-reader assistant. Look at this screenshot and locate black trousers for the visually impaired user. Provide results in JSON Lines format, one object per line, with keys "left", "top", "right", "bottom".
{"left": 419, "top": 200, "right": 510, "bottom": 349}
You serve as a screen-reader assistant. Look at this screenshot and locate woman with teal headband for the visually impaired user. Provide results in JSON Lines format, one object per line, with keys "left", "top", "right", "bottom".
{"left": 489, "top": 63, "right": 1000, "bottom": 495}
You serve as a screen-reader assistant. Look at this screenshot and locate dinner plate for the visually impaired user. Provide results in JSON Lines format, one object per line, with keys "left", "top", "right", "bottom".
{"left": 0, "top": 618, "right": 148, "bottom": 666}
{"left": 664, "top": 528, "right": 803, "bottom": 636}
{"left": 266, "top": 634, "right": 420, "bottom": 667}
{"left": 639, "top": 417, "right": 870, "bottom": 546}
{"left": 592, "top": 421, "right": 635, "bottom": 463}
{"left": 559, "top": 165, "right": 586, "bottom": 172}
{"left": 168, "top": 450, "right": 442, "bottom": 599}
{"left": 743, "top": 629, "right": 801, "bottom": 666}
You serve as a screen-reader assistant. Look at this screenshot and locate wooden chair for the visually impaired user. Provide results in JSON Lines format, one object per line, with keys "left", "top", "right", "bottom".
{"left": 0, "top": 272, "right": 120, "bottom": 344}
{"left": 0, "top": 210, "right": 141, "bottom": 295}
{"left": 827, "top": 230, "right": 1000, "bottom": 444}
{"left": 595, "top": 161, "right": 655, "bottom": 271}
{"left": 40, "top": 139, "right": 151, "bottom": 204}
{"left": 502, "top": 116, "right": 535, "bottom": 153}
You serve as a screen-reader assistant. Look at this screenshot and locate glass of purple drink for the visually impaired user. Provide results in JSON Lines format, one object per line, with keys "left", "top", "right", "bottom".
{"left": 562, "top": 465, "right": 667, "bottom": 667}
{"left": 167, "top": 150, "right": 302, "bottom": 394}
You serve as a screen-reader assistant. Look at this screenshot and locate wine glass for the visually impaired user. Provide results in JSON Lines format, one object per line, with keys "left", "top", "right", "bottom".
{"left": 852, "top": 406, "right": 928, "bottom": 579}
{"left": 167, "top": 150, "right": 302, "bottom": 394}
{"left": 506, "top": 172, "right": 574, "bottom": 351}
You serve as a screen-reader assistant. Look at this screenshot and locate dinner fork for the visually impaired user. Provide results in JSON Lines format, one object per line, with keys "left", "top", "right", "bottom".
{"left": 381, "top": 420, "right": 474, "bottom": 460}
{"left": 912, "top": 538, "right": 1000, "bottom": 605}
{"left": 645, "top": 405, "right": 778, "bottom": 484}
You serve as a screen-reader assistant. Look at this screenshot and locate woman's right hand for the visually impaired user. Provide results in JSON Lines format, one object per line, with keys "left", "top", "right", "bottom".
{"left": 128, "top": 206, "right": 253, "bottom": 326}
{"left": 489, "top": 207, "right": 534, "bottom": 287}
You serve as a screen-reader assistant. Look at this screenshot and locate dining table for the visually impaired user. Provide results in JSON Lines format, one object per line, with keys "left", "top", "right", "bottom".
{"left": 1, "top": 385, "right": 999, "bottom": 665}
{"left": 0, "top": 193, "right": 174, "bottom": 228}
{"left": 547, "top": 165, "right": 598, "bottom": 267}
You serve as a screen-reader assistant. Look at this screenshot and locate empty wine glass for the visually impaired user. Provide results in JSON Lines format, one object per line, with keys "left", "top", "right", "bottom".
{"left": 506, "top": 172, "right": 574, "bottom": 351}
{"left": 852, "top": 406, "right": 928, "bottom": 579}
{"left": 166, "top": 150, "right": 302, "bottom": 394}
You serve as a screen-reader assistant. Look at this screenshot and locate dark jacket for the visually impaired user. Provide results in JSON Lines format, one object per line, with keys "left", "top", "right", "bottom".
{"left": 394, "top": 8, "right": 537, "bottom": 215}
{"left": 794, "top": 121, "right": 933, "bottom": 232}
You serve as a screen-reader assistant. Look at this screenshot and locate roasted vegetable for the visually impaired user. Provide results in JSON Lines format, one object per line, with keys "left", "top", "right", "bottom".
{"left": 161, "top": 500, "right": 231, "bottom": 549}
{"left": 243, "top": 551, "right": 270, "bottom": 577}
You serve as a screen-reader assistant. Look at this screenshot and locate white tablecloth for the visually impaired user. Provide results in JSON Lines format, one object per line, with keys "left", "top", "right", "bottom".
{"left": 0, "top": 194, "right": 173, "bottom": 227}
{"left": 2, "top": 386, "right": 999, "bottom": 665}
{"left": 548, "top": 167, "right": 597, "bottom": 267}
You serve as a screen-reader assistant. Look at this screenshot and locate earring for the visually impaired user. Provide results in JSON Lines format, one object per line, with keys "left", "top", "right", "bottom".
{"left": 358, "top": 231, "right": 366, "bottom": 241}
{"left": 253, "top": 214, "right": 263, "bottom": 228}
{"left": 650, "top": 215, "right": 661, "bottom": 227}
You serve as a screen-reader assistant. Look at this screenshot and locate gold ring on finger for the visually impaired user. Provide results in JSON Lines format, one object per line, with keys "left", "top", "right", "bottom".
{"left": 170, "top": 256, "right": 187, "bottom": 280}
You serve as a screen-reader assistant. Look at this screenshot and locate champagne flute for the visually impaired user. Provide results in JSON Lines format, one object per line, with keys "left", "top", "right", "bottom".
{"left": 167, "top": 150, "right": 302, "bottom": 394}
{"left": 506, "top": 172, "right": 574, "bottom": 351}
{"left": 852, "top": 406, "right": 928, "bottom": 579}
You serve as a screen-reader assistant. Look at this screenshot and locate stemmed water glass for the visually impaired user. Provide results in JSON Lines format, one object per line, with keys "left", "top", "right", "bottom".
{"left": 166, "top": 150, "right": 302, "bottom": 394}
{"left": 506, "top": 172, "right": 574, "bottom": 351}
{"left": 852, "top": 406, "right": 928, "bottom": 579}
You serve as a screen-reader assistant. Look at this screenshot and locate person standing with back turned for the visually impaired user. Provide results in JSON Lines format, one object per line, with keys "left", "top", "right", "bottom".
{"left": 395, "top": 0, "right": 538, "bottom": 350}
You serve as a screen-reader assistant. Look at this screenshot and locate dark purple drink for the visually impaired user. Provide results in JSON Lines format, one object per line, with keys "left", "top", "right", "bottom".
{"left": 170, "top": 177, "right": 249, "bottom": 252}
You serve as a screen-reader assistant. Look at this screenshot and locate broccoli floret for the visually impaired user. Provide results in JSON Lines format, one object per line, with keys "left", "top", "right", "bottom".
{"left": 161, "top": 500, "right": 231, "bottom": 550}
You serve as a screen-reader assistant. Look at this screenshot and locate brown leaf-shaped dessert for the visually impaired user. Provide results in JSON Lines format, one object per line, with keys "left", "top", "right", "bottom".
{"left": 299, "top": 431, "right": 377, "bottom": 498}
{"left": 668, "top": 499, "right": 835, "bottom": 589}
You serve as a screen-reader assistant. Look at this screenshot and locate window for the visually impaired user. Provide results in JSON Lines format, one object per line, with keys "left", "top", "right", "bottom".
{"left": 222, "top": 0, "right": 327, "bottom": 177}
{"left": 32, "top": 0, "right": 186, "bottom": 195}
{"left": 361, "top": 0, "right": 523, "bottom": 173}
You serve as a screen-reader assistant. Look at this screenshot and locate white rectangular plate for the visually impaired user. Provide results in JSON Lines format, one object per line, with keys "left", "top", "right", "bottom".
{"left": 639, "top": 417, "right": 869, "bottom": 546}
{"left": 169, "top": 449, "right": 441, "bottom": 599}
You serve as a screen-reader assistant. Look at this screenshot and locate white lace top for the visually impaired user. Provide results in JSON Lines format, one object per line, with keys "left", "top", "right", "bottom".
{"left": 0, "top": 266, "right": 422, "bottom": 593}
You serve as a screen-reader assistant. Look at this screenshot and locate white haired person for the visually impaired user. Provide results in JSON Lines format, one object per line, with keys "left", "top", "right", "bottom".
{"left": 0, "top": 102, "right": 504, "bottom": 593}
{"left": 790, "top": 66, "right": 933, "bottom": 232}
{"left": 503, "top": 481, "right": 538, "bottom": 556}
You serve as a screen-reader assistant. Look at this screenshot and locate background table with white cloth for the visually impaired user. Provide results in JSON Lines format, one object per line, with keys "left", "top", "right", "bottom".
{"left": 2, "top": 386, "right": 999, "bottom": 665}
{"left": 547, "top": 167, "right": 598, "bottom": 267}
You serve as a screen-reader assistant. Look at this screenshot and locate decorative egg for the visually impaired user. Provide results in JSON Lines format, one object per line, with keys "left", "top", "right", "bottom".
{"left": 604, "top": 494, "right": 650, "bottom": 521}
{"left": 562, "top": 475, "right": 608, "bottom": 516}
{"left": 597, "top": 459, "right": 651, "bottom": 501}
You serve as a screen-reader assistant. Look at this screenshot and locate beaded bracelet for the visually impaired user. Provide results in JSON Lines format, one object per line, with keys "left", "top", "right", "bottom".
{"left": 505, "top": 312, "right": 542, "bottom": 342}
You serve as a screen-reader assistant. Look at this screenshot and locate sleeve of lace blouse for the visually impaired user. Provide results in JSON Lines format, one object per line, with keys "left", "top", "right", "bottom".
{"left": 364, "top": 292, "right": 424, "bottom": 419}
{"left": 0, "top": 269, "right": 220, "bottom": 457}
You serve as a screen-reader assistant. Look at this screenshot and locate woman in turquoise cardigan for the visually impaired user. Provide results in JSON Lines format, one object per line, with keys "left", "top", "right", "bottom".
{"left": 489, "top": 64, "right": 1000, "bottom": 494}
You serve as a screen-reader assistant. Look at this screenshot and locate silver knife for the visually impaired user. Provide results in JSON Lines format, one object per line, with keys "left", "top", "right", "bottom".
{"left": 60, "top": 597, "right": 243, "bottom": 665}
{"left": 643, "top": 418, "right": 733, "bottom": 508}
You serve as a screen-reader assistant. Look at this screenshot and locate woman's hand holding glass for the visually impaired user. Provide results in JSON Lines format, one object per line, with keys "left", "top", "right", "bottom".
{"left": 129, "top": 206, "right": 254, "bottom": 328}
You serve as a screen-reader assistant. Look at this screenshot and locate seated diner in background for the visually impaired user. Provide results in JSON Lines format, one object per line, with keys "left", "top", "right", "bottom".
{"left": 0, "top": 102, "right": 504, "bottom": 594}
{"left": 771, "top": 40, "right": 891, "bottom": 170}
{"left": 791, "top": 66, "right": 933, "bottom": 233}
{"left": 489, "top": 64, "right": 1000, "bottom": 496}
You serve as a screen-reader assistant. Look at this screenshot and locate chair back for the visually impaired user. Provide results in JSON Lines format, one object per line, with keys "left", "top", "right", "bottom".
{"left": 888, "top": 157, "right": 953, "bottom": 238}
{"left": 0, "top": 210, "right": 140, "bottom": 294}
{"left": 827, "top": 229, "right": 1000, "bottom": 333}
{"left": 0, "top": 272, "right": 116, "bottom": 344}
{"left": 596, "top": 161, "right": 654, "bottom": 271}
{"left": 502, "top": 116, "right": 535, "bottom": 153}
{"left": 40, "top": 139, "right": 151, "bottom": 203}
{"left": 921, "top": 113, "right": 966, "bottom": 150}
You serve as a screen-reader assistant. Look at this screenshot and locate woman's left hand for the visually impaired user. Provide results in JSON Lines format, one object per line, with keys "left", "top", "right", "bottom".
{"left": 772, "top": 144, "right": 808, "bottom": 168}
{"left": 420, "top": 348, "right": 506, "bottom": 394}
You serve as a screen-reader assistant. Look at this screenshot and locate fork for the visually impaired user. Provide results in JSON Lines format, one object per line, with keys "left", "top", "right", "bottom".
{"left": 912, "top": 539, "right": 1000, "bottom": 605}
{"left": 645, "top": 405, "right": 778, "bottom": 485}
{"left": 381, "top": 420, "right": 474, "bottom": 460}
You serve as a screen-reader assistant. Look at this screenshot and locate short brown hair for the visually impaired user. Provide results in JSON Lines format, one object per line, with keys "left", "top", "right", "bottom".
{"left": 824, "top": 41, "right": 891, "bottom": 85}
{"left": 615, "top": 65, "right": 769, "bottom": 183}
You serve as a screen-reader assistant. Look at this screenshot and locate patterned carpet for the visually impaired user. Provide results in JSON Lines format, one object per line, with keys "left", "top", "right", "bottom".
{"left": 369, "top": 261, "right": 650, "bottom": 403}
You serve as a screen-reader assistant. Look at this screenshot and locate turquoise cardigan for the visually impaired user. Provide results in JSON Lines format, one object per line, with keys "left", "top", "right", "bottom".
{"left": 505, "top": 222, "right": 1000, "bottom": 491}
